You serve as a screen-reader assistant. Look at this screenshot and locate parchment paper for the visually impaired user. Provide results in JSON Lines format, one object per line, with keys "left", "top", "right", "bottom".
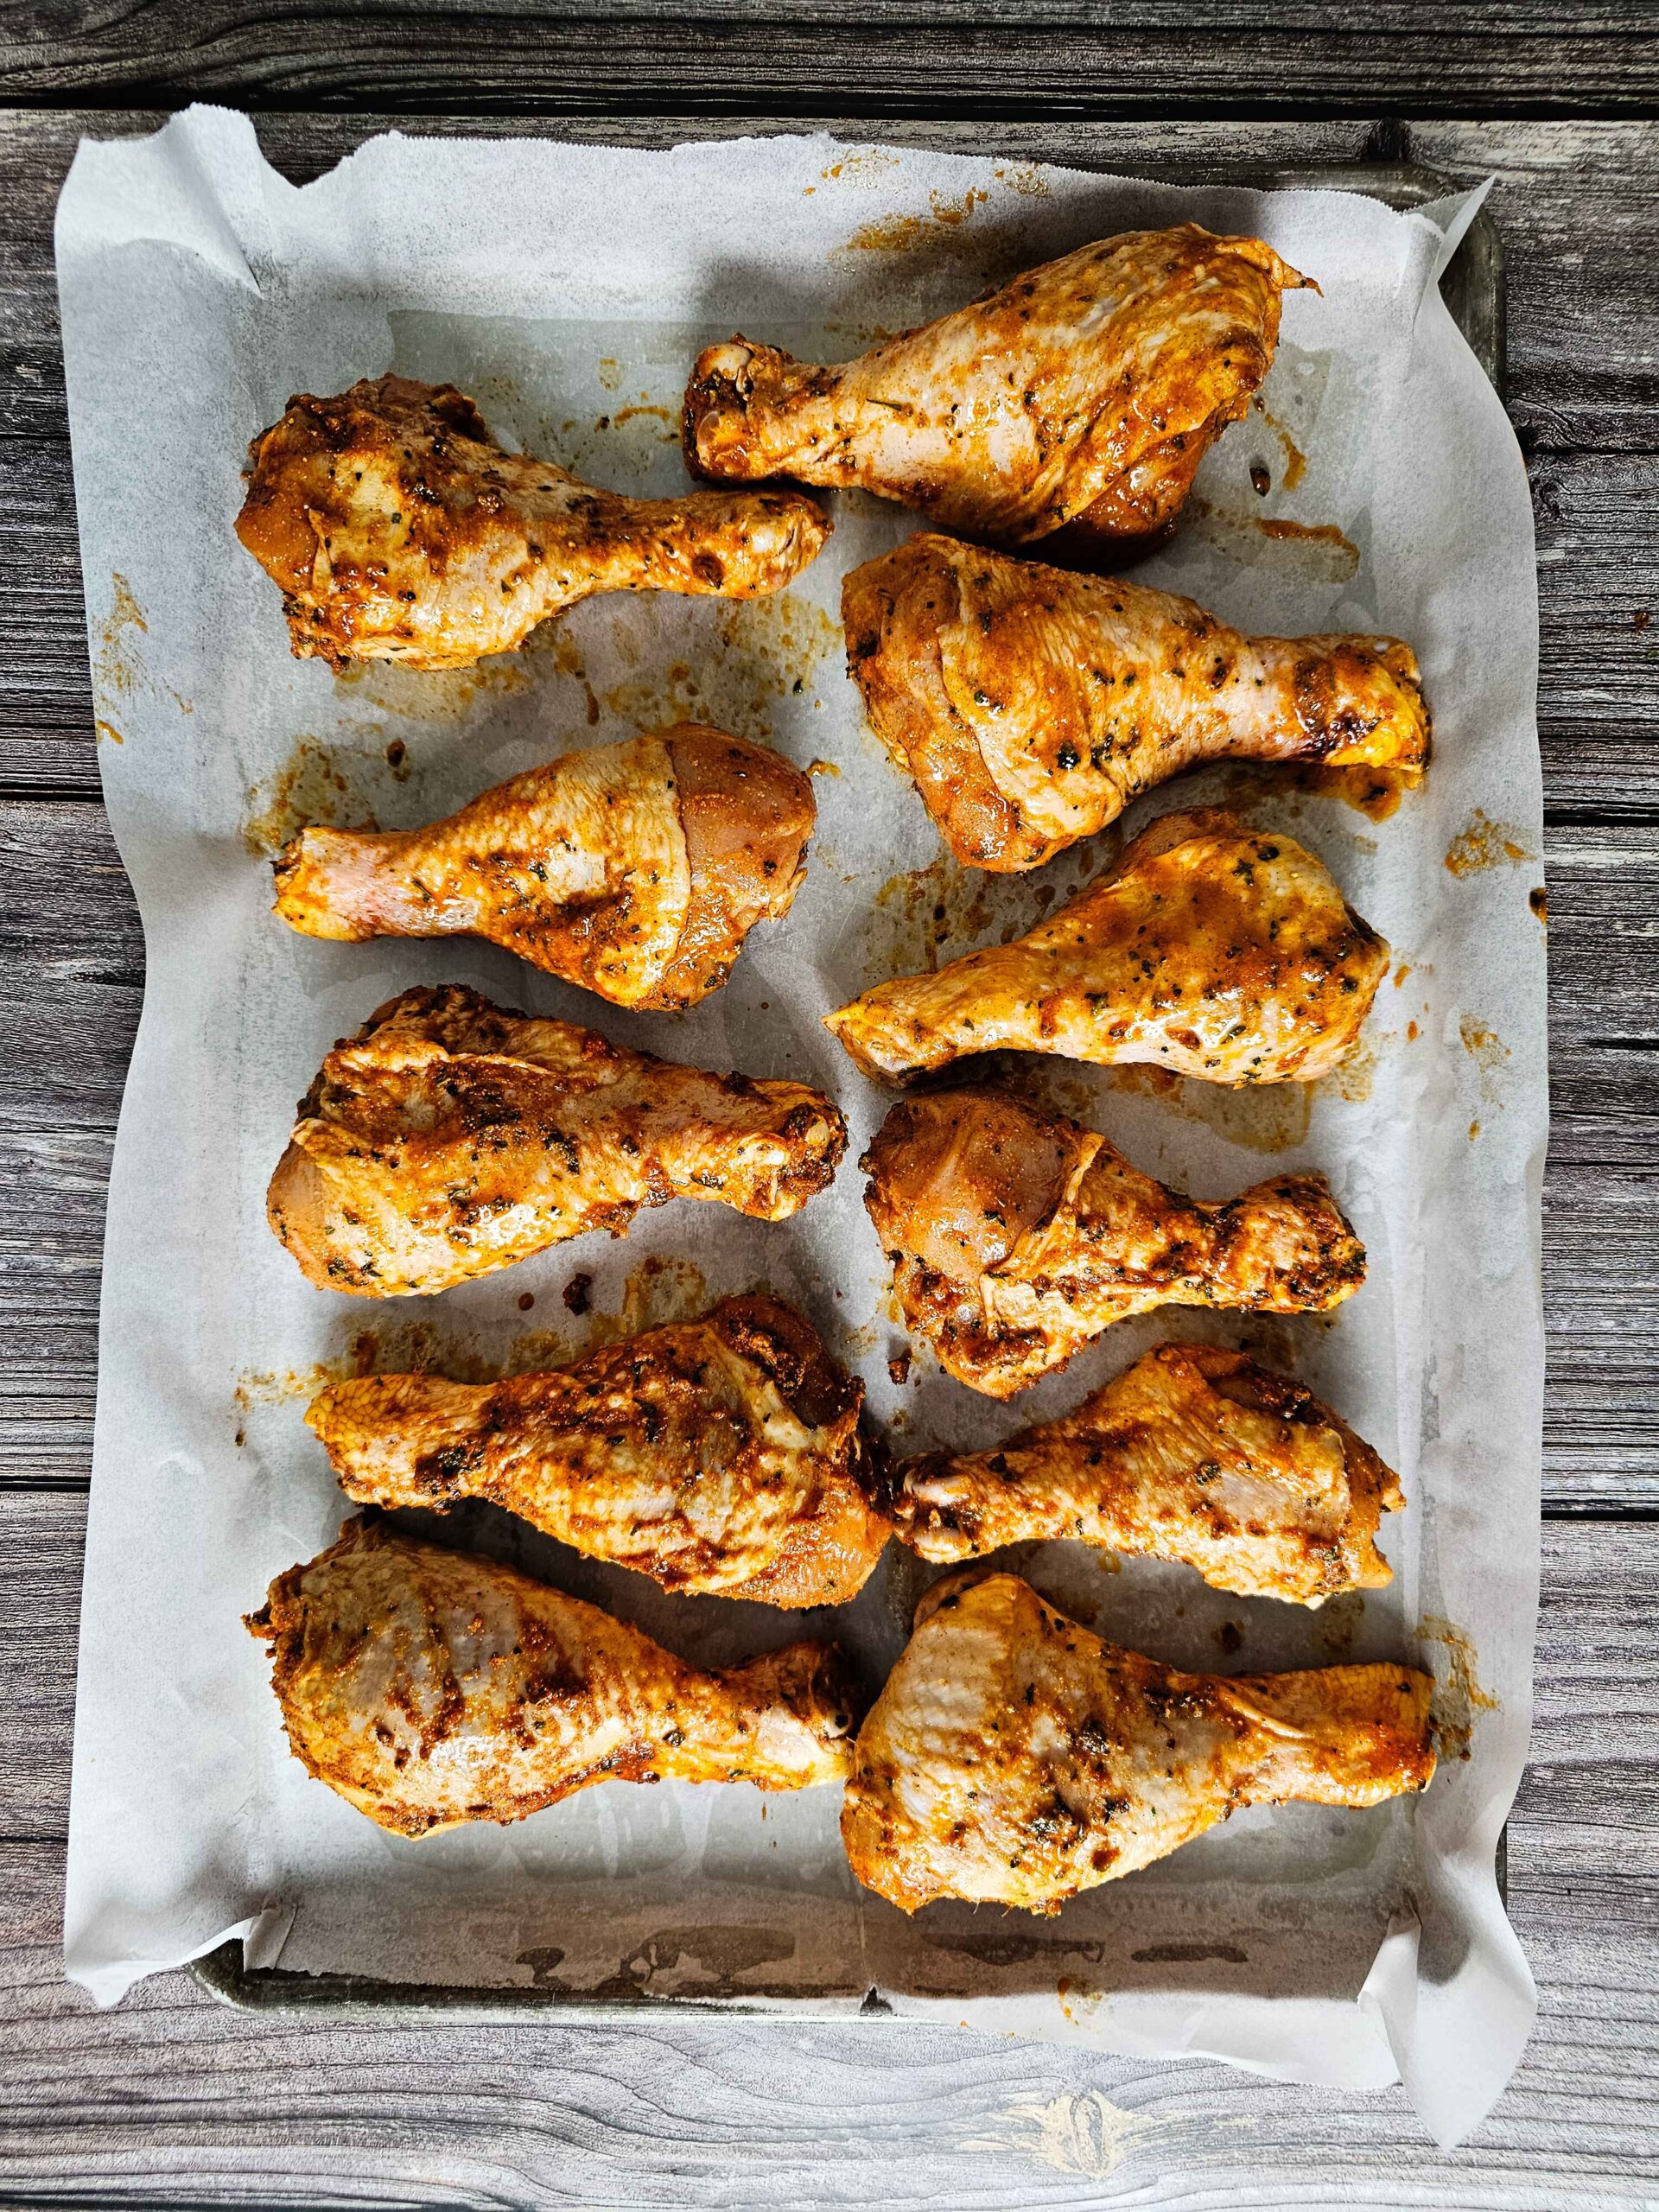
{"left": 54, "top": 110, "right": 1544, "bottom": 2147}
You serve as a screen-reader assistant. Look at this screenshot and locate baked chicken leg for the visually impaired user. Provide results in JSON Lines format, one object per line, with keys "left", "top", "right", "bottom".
{"left": 237, "top": 374, "right": 830, "bottom": 670}
{"left": 845, "top": 534, "right": 1430, "bottom": 871}
{"left": 268, "top": 984, "right": 845, "bottom": 1297}
{"left": 841, "top": 1571, "right": 1435, "bottom": 1914}
{"left": 308, "top": 1294, "right": 887, "bottom": 1608}
{"left": 684, "top": 225, "right": 1308, "bottom": 557}
{"left": 892, "top": 1341, "right": 1399, "bottom": 1601}
{"left": 248, "top": 1517, "right": 858, "bottom": 1836}
{"left": 825, "top": 808, "right": 1387, "bottom": 1086}
{"left": 274, "top": 727, "right": 814, "bottom": 1009}
{"left": 862, "top": 1087, "right": 1364, "bottom": 1396}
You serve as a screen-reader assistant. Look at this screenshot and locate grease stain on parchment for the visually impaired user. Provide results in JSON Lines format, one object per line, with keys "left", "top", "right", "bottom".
{"left": 95, "top": 573, "right": 149, "bottom": 700}
{"left": 235, "top": 1256, "right": 711, "bottom": 1412}
{"left": 1417, "top": 1614, "right": 1499, "bottom": 1762}
{"left": 840, "top": 186, "right": 990, "bottom": 256}
{"left": 962, "top": 2088, "right": 1147, "bottom": 2181}
{"left": 242, "top": 738, "right": 378, "bottom": 858}
{"left": 1445, "top": 810, "right": 1535, "bottom": 878}
{"left": 1186, "top": 496, "right": 1359, "bottom": 583}
{"left": 1529, "top": 886, "right": 1548, "bottom": 925}
{"left": 1105, "top": 1062, "right": 1314, "bottom": 1155}
{"left": 1459, "top": 1015, "right": 1510, "bottom": 1099}
{"left": 1221, "top": 760, "right": 1409, "bottom": 828}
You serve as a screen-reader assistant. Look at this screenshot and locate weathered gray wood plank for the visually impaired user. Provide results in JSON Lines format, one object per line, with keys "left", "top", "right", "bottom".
{"left": 1, "top": 1505, "right": 1653, "bottom": 2202}
{"left": 2, "top": 7, "right": 1656, "bottom": 120}
{"left": 1, "top": 798, "right": 1650, "bottom": 1503}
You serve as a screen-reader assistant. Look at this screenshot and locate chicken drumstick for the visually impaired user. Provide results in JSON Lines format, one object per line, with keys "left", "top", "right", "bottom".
{"left": 684, "top": 225, "right": 1308, "bottom": 557}
{"left": 308, "top": 1294, "right": 888, "bottom": 1608}
{"left": 275, "top": 727, "right": 814, "bottom": 1009}
{"left": 862, "top": 1087, "right": 1364, "bottom": 1396}
{"left": 248, "top": 1517, "right": 858, "bottom": 1836}
{"left": 845, "top": 534, "right": 1429, "bottom": 871}
{"left": 841, "top": 1571, "right": 1435, "bottom": 1914}
{"left": 238, "top": 374, "right": 830, "bottom": 670}
{"left": 892, "top": 1340, "right": 1400, "bottom": 1602}
{"left": 825, "top": 808, "right": 1387, "bottom": 1086}
{"left": 268, "top": 984, "right": 845, "bottom": 1297}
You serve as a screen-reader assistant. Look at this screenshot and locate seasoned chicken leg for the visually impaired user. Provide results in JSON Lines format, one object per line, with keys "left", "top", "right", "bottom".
{"left": 893, "top": 1341, "right": 1400, "bottom": 1601}
{"left": 862, "top": 1087, "right": 1364, "bottom": 1396}
{"left": 268, "top": 984, "right": 845, "bottom": 1297}
{"left": 826, "top": 808, "right": 1387, "bottom": 1086}
{"left": 685, "top": 225, "right": 1308, "bottom": 556}
{"left": 248, "top": 1517, "right": 858, "bottom": 1836}
{"left": 308, "top": 1294, "right": 888, "bottom": 1607}
{"left": 841, "top": 1571, "right": 1434, "bottom": 1913}
{"left": 845, "top": 534, "right": 1430, "bottom": 871}
{"left": 237, "top": 374, "right": 830, "bottom": 670}
{"left": 274, "top": 727, "right": 814, "bottom": 1009}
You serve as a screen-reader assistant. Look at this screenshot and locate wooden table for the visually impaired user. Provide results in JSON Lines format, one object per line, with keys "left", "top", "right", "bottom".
{"left": 2, "top": 22, "right": 1656, "bottom": 2203}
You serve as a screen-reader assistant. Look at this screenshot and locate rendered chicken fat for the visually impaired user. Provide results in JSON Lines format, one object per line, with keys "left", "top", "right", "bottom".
{"left": 684, "top": 225, "right": 1309, "bottom": 555}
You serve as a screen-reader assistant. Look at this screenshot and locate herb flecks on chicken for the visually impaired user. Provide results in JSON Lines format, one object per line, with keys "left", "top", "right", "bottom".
{"left": 309, "top": 1294, "right": 888, "bottom": 1608}
{"left": 892, "top": 1341, "right": 1400, "bottom": 1602}
{"left": 248, "top": 1518, "right": 859, "bottom": 1837}
{"left": 238, "top": 374, "right": 830, "bottom": 670}
{"left": 275, "top": 727, "right": 814, "bottom": 1009}
{"left": 861, "top": 1086, "right": 1364, "bottom": 1396}
{"left": 841, "top": 1571, "right": 1434, "bottom": 1914}
{"left": 684, "top": 225, "right": 1309, "bottom": 556}
{"left": 268, "top": 984, "right": 845, "bottom": 1298}
{"left": 825, "top": 808, "right": 1388, "bottom": 1087}
{"left": 845, "top": 534, "right": 1429, "bottom": 871}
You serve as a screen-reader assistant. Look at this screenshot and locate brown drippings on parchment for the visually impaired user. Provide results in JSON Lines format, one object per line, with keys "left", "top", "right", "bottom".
{"left": 1445, "top": 810, "right": 1535, "bottom": 878}
{"left": 242, "top": 738, "right": 379, "bottom": 858}
{"left": 842, "top": 187, "right": 989, "bottom": 254}
{"left": 1417, "top": 1615, "right": 1499, "bottom": 1761}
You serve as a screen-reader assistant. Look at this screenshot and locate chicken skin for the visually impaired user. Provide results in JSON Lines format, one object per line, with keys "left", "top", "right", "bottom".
{"left": 237, "top": 374, "right": 830, "bottom": 670}
{"left": 892, "top": 1341, "right": 1399, "bottom": 1602}
{"left": 275, "top": 727, "right": 814, "bottom": 1010}
{"left": 684, "top": 226, "right": 1308, "bottom": 557}
{"left": 248, "top": 1517, "right": 858, "bottom": 1837}
{"left": 844, "top": 535, "right": 1430, "bottom": 871}
{"left": 862, "top": 1088, "right": 1364, "bottom": 1396}
{"left": 268, "top": 984, "right": 845, "bottom": 1297}
{"left": 841, "top": 1571, "right": 1434, "bottom": 1914}
{"left": 825, "top": 808, "right": 1387, "bottom": 1087}
{"left": 308, "top": 1295, "right": 887, "bottom": 1608}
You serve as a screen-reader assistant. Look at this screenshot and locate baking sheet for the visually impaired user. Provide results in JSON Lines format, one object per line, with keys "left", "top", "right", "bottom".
{"left": 55, "top": 110, "right": 1544, "bottom": 2147}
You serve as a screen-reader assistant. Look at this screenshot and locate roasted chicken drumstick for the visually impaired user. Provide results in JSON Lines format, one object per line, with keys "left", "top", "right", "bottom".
{"left": 309, "top": 1294, "right": 888, "bottom": 1608}
{"left": 826, "top": 809, "right": 1387, "bottom": 1087}
{"left": 841, "top": 1571, "right": 1435, "bottom": 1914}
{"left": 862, "top": 1087, "right": 1364, "bottom": 1396}
{"left": 248, "top": 1517, "right": 857, "bottom": 1836}
{"left": 684, "top": 225, "right": 1307, "bottom": 557}
{"left": 845, "top": 534, "right": 1429, "bottom": 871}
{"left": 238, "top": 374, "right": 830, "bottom": 670}
{"left": 268, "top": 984, "right": 845, "bottom": 1297}
{"left": 892, "top": 1341, "right": 1399, "bottom": 1601}
{"left": 275, "top": 727, "right": 814, "bottom": 1009}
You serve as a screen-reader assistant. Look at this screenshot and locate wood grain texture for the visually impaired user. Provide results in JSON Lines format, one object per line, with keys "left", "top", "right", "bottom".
{"left": 1, "top": 101, "right": 1655, "bottom": 2201}
{"left": 1, "top": 1507, "right": 1654, "bottom": 2204}
{"left": 1, "top": 7, "right": 1657, "bottom": 120}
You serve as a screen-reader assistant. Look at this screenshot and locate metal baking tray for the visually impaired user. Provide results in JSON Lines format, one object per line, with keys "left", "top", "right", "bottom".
{"left": 188, "top": 144, "right": 1503, "bottom": 2018}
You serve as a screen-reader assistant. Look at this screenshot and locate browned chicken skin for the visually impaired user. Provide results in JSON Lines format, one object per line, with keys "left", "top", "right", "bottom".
{"left": 274, "top": 727, "right": 814, "bottom": 1009}
{"left": 684, "top": 225, "right": 1309, "bottom": 556}
{"left": 248, "top": 1517, "right": 859, "bottom": 1837}
{"left": 308, "top": 1295, "right": 888, "bottom": 1608}
{"left": 893, "top": 1341, "right": 1399, "bottom": 1602}
{"left": 862, "top": 1087, "right": 1365, "bottom": 1396}
{"left": 268, "top": 984, "right": 846, "bottom": 1297}
{"left": 825, "top": 808, "right": 1388, "bottom": 1087}
{"left": 845, "top": 534, "right": 1430, "bottom": 871}
{"left": 841, "top": 1571, "right": 1434, "bottom": 1914}
{"left": 237, "top": 374, "right": 830, "bottom": 670}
